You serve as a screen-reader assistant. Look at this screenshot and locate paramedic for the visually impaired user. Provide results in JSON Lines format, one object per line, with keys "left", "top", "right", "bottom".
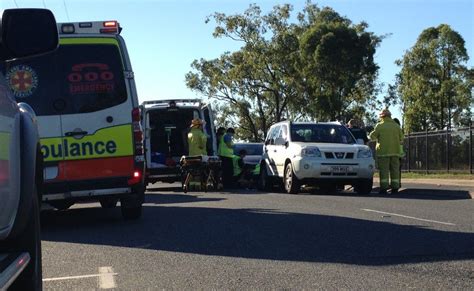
{"left": 369, "top": 109, "right": 404, "bottom": 194}
{"left": 188, "top": 119, "right": 207, "bottom": 156}
{"left": 219, "top": 128, "right": 235, "bottom": 188}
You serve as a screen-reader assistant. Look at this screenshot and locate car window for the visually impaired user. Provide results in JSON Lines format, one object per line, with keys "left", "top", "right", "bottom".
{"left": 5, "top": 44, "right": 127, "bottom": 115}
{"left": 290, "top": 124, "right": 356, "bottom": 144}
{"left": 267, "top": 126, "right": 281, "bottom": 145}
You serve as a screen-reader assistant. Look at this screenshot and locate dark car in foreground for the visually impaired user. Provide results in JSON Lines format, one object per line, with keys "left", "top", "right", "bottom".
{"left": 0, "top": 9, "right": 58, "bottom": 290}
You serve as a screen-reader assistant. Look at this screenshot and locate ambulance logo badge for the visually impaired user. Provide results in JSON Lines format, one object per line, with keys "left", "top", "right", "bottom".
{"left": 6, "top": 65, "right": 39, "bottom": 98}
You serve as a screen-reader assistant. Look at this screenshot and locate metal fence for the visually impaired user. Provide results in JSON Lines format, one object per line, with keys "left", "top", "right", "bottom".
{"left": 401, "top": 125, "right": 473, "bottom": 174}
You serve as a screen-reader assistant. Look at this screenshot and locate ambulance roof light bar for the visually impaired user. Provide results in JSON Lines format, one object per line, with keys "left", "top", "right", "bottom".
{"left": 58, "top": 20, "right": 122, "bottom": 35}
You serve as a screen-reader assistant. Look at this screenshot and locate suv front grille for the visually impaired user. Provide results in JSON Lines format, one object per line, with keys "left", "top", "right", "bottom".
{"left": 323, "top": 152, "right": 354, "bottom": 159}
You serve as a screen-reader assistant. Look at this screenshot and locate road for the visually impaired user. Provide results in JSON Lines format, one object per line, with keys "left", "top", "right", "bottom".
{"left": 40, "top": 182, "right": 474, "bottom": 289}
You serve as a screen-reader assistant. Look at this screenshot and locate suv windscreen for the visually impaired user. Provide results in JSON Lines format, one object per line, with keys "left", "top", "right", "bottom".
{"left": 4, "top": 43, "right": 127, "bottom": 115}
{"left": 290, "top": 124, "right": 356, "bottom": 144}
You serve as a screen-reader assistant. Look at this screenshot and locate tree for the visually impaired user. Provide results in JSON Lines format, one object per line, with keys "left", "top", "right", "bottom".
{"left": 297, "top": 7, "right": 382, "bottom": 122}
{"left": 395, "top": 24, "right": 472, "bottom": 133}
{"left": 186, "top": 2, "right": 382, "bottom": 141}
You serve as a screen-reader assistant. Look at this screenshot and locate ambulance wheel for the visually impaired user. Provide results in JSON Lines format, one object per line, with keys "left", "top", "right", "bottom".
{"left": 50, "top": 200, "right": 74, "bottom": 211}
{"left": 100, "top": 198, "right": 118, "bottom": 209}
{"left": 120, "top": 191, "right": 143, "bottom": 220}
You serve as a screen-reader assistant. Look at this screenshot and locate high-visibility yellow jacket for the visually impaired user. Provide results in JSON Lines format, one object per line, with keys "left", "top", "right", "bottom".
{"left": 188, "top": 128, "right": 207, "bottom": 156}
{"left": 232, "top": 155, "right": 243, "bottom": 177}
{"left": 219, "top": 133, "right": 234, "bottom": 158}
{"left": 369, "top": 117, "right": 404, "bottom": 157}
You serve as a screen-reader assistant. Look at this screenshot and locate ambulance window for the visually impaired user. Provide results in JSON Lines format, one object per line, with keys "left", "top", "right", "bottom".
{"left": 57, "top": 44, "right": 127, "bottom": 114}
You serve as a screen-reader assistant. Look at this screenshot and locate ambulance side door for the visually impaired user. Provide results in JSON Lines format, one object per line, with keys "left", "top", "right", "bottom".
{"left": 202, "top": 104, "right": 216, "bottom": 155}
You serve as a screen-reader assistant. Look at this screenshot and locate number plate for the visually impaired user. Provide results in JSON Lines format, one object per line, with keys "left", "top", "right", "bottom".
{"left": 331, "top": 166, "right": 349, "bottom": 173}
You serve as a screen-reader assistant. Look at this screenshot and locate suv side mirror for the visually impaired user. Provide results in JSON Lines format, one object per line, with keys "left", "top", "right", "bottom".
{"left": 0, "top": 9, "right": 58, "bottom": 61}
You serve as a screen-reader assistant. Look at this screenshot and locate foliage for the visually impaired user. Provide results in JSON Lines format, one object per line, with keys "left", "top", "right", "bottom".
{"left": 186, "top": 2, "right": 382, "bottom": 141}
{"left": 395, "top": 24, "right": 472, "bottom": 133}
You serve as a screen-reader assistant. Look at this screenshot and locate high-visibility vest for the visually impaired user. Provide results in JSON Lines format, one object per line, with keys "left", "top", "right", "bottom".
{"left": 232, "top": 155, "right": 242, "bottom": 176}
{"left": 219, "top": 133, "right": 234, "bottom": 158}
{"left": 369, "top": 117, "right": 404, "bottom": 157}
{"left": 188, "top": 128, "right": 207, "bottom": 156}
{"left": 252, "top": 163, "right": 260, "bottom": 175}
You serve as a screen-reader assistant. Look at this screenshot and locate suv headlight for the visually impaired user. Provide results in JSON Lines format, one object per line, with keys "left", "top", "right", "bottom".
{"left": 357, "top": 148, "right": 373, "bottom": 158}
{"left": 301, "top": 146, "right": 321, "bottom": 158}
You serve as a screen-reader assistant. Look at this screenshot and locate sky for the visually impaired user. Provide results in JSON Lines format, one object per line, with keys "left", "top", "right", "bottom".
{"left": 2, "top": 0, "right": 473, "bottom": 121}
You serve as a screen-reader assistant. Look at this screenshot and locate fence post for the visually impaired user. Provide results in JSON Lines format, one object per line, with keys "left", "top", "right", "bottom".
{"left": 470, "top": 120, "right": 472, "bottom": 174}
{"left": 407, "top": 132, "right": 411, "bottom": 172}
{"left": 446, "top": 129, "right": 450, "bottom": 173}
{"left": 426, "top": 128, "right": 429, "bottom": 174}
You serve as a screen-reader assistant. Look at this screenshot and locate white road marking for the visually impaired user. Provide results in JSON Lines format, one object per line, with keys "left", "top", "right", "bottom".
{"left": 98, "top": 266, "right": 117, "bottom": 289}
{"left": 361, "top": 208, "right": 456, "bottom": 226}
{"left": 43, "top": 273, "right": 118, "bottom": 282}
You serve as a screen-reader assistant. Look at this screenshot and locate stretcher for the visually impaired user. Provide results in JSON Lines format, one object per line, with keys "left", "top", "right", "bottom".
{"left": 180, "top": 155, "right": 221, "bottom": 193}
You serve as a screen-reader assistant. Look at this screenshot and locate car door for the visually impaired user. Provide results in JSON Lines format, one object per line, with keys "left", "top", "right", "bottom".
{"left": 0, "top": 65, "right": 21, "bottom": 237}
{"left": 273, "top": 124, "right": 289, "bottom": 176}
{"left": 264, "top": 125, "right": 280, "bottom": 177}
{"left": 56, "top": 40, "right": 134, "bottom": 183}
{"left": 202, "top": 104, "right": 217, "bottom": 155}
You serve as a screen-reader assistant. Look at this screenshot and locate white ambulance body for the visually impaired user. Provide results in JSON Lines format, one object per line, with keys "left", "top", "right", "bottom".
{"left": 5, "top": 21, "right": 145, "bottom": 219}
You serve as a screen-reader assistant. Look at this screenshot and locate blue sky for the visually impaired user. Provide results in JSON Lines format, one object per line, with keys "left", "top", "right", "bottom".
{"left": 2, "top": 0, "right": 473, "bottom": 121}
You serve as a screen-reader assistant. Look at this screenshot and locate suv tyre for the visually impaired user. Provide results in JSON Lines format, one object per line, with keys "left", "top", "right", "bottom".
{"left": 284, "top": 163, "right": 300, "bottom": 194}
{"left": 354, "top": 178, "right": 373, "bottom": 195}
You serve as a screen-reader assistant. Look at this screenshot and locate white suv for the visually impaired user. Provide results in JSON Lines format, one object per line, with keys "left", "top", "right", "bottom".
{"left": 259, "top": 121, "right": 375, "bottom": 194}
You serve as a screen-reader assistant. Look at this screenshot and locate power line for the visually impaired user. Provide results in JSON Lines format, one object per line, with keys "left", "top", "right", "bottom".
{"left": 42, "top": 0, "right": 47, "bottom": 8}
{"left": 13, "top": 0, "right": 19, "bottom": 8}
{"left": 62, "top": 0, "right": 70, "bottom": 21}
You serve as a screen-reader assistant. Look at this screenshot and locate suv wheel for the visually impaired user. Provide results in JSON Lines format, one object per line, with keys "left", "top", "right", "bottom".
{"left": 257, "top": 164, "right": 271, "bottom": 191}
{"left": 284, "top": 163, "right": 300, "bottom": 194}
{"left": 354, "top": 179, "right": 373, "bottom": 195}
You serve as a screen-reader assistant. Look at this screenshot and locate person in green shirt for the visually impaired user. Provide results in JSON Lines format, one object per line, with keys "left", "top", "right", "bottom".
{"left": 219, "top": 128, "right": 235, "bottom": 188}
{"left": 369, "top": 109, "right": 404, "bottom": 194}
{"left": 188, "top": 119, "right": 207, "bottom": 156}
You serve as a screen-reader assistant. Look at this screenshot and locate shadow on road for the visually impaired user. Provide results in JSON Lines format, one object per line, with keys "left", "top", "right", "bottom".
{"left": 41, "top": 196, "right": 474, "bottom": 266}
{"left": 145, "top": 193, "right": 226, "bottom": 204}
{"left": 307, "top": 187, "right": 472, "bottom": 200}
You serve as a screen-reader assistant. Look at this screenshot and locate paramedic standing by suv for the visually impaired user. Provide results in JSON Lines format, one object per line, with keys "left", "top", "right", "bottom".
{"left": 369, "top": 109, "right": 404, "bottom": 194}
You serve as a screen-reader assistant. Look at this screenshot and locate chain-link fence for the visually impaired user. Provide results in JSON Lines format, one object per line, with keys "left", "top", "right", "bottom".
{"left": 401, "top": 125, "right": 473, "bottom": 173}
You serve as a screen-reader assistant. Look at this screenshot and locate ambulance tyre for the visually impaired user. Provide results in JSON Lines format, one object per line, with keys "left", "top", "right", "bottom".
{"left": 50, "top": 200, "right": 74, "bottom": 211}
{"left": 100, "top": 198, "right": 118, "bottom": 209}
{"left": 120, "top": 188, "right": 144, "bottom": 220}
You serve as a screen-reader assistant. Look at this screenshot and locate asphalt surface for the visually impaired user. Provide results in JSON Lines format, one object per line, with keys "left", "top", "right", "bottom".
{"left": 40, "top": 182, "right": 474, "bottom": 290}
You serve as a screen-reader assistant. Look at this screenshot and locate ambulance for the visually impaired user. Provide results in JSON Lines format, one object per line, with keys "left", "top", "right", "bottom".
{"left": 4, "top": 21, "right": 145, "bottom": 219}
{"left": 141, "top": 99, "right": 217, "bottom": 185}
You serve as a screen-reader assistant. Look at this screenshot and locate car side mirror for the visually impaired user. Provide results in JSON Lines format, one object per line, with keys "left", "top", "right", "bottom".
{"left": 356, "top": 138, "right": 365, "bottom": 145}
{"left": 0, "top": 9, "right": 58, "bottom": 61}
